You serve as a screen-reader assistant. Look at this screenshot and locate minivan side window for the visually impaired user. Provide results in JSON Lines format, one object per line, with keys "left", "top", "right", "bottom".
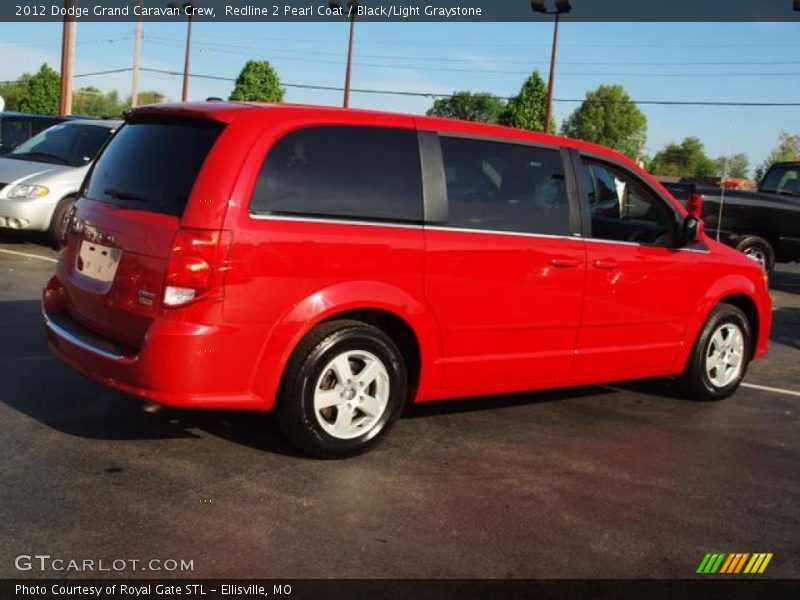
{"left": 580, "top": 159, "right": 676, "bottom": 247}
{"left": 439, "top": 136, "right": 571, "bottom": 236}
{"left": 251, "top": 126, "right": 423, "bottom": 223}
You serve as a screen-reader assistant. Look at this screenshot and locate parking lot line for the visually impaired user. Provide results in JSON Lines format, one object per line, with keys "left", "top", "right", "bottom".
{"left": 0, "top": 248, "right": 57, "bottom": 263}
{"left": 741, "top": 382, "right": 800, "bottom": 398}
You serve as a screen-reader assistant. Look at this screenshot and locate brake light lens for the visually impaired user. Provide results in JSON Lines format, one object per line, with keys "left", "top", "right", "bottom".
{"left": 164, "top": 228, "right": 229, "bottom": 308}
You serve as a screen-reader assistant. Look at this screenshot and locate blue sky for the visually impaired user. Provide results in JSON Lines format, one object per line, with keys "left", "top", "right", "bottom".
{"left": 1, "top": 20, "right": 798, "bottom": 173}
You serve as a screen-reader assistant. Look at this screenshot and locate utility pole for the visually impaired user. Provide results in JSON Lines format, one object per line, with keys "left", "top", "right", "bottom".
{"left": 131, "top": 0, "right": 143, "bottom": 108}
{"left": 59, "top": 0, "right": 77, "bottom": 116}
{"left": 531, "top": 0, "right": 572, "bottom": 133}
{"left": 168, "top": 1, "right": 194, "bottom": 102}
{"left": 330, "top": 0, "right": 360, "bottom": 108}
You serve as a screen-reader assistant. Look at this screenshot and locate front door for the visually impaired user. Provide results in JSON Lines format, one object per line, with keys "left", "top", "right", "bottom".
{"left": 573, "top": 155, "right": 701, "bottom": 382}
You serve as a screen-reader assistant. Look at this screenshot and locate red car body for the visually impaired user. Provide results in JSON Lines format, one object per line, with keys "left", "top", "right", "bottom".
{"left": 43, "top": 102, "right": 771, "bottom": 413}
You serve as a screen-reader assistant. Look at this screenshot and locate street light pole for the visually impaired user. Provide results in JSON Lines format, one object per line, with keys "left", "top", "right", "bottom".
{"left": 532, "top": 0, "right": 572, "bottom": 133}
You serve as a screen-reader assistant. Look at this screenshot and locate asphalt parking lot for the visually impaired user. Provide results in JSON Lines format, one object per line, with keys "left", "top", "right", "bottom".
{"left": 1, "top": 231, "right": 798, "bottom": 580}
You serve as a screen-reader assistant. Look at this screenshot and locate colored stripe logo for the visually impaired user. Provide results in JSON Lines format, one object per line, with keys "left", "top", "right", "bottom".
{"left": 697, "top": 553, "right": 773, "bottom": 574}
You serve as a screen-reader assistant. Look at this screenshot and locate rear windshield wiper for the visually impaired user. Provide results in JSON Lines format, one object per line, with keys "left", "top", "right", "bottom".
{"left": 104, "top": 188, "right": 148, "bottom": 202}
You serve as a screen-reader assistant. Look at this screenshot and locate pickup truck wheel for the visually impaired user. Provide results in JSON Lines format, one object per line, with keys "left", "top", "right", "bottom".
{"left": 276, "top": 320, "right": 407, "bottom": 459}
{"left": 734, "top": 236, "right": 775, "bottom": 274}
{"left": 679, "top": 303, "right": 751, "bottom": 401}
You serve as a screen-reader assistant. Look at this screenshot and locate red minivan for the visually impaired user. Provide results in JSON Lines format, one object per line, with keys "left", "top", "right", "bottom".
{"left": 43, "top": 102, "right": 772, "bottom": 457}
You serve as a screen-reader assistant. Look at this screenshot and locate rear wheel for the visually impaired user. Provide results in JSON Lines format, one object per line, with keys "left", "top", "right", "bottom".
{"left": 679, "top": 303, "right": 751, "bottom": 401}
{"left": 276, "top": 320, "right": 408, "bottom": 458}
{"left": 734, "top": 235, "right": 775, "bottom": 274}
{"left": 48, "top": 196, "right": 76, "bottom": 248}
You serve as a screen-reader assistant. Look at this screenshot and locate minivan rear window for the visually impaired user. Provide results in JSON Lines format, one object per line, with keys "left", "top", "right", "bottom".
{"left": 84, "top": 120, "right": 223, "bottom": 216}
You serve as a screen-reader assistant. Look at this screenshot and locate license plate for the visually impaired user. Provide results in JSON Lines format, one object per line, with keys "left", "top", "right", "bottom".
{"left": 76, "top": 240, "right": 121, "bottom": 283}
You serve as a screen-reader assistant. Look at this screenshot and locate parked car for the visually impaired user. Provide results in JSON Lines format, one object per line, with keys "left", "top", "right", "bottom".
{"left": 0, "top": 112, "right": 71, "bottom": 155}
{"left": 43, "top": 103, "right": 772, "bottom": 458}
{"left": 0, "top": 119, "right": 119, "bottom": 243}
{"left": 661, "top": 161, "right": 800, "bottom": 273}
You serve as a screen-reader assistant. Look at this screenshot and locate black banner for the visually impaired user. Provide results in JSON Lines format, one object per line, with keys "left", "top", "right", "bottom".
{"left": 2, "top": 0, "right": 800, "bottom": 23}
{"left": 4, "top": 579, "right": 800, "bottom": 600}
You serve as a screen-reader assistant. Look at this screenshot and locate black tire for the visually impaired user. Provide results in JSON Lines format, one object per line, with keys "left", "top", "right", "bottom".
{"left": 276, "top": 319, "right": 408, "bottom": 459}
{"left": 679, "top": 303, "right": 751, "bottom": 401}
{"left": 734, "top": 235, "right": 775, "bottom": 274}
{"left": 48, "top": 196, "right": 76, "bottom": 248}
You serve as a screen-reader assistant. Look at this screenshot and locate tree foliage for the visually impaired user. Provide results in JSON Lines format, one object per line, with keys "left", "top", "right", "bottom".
{"left": 8, "top": 64, "right": 61, "bottom": 115}
{"left": 560, "top": 84, "right": 647, "bottom": 160}
{"left": 714, "top": 153, "right": 749, "bottom": 179}
{"left": 229, "top": 60, "right": 285, "bottom": 102}
{"left": 500, "top": 71, "right": 553, "bottom": 133}
{"left": 73, "top": 87, "right": 125, "bottom": 117}
{"left": 755, "top": 131, "right": 800, "bottom": 180}
{"left": 649, "top": 137, "right": 716, "bottom": 178}
{"left": 426, "top": 91, "right": 505, "bottom": 124}
{"left": 128, "top": 90, "right": 167, "bottom": 107}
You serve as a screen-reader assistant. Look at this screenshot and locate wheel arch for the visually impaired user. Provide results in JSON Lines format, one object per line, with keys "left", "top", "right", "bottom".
{"left": 675, "top": 274, "right": 762, "bottom": 372}
{"left": 250, "top": 281, "right": 443, "bottom": 411}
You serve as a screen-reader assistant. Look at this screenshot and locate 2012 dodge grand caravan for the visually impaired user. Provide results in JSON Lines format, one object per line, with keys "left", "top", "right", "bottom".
{"left": 43, "top": 102, "right": 772, "bottom": 458}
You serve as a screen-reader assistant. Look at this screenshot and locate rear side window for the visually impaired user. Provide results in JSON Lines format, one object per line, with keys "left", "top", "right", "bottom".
{"left": 250, "top": 126, "right": 423, "bottom": 223}
{"left": 439, "top": 136, "right": 570, "bottom": 235}
{"left": 84, "top": 120, "right": 223, "bottom": 216}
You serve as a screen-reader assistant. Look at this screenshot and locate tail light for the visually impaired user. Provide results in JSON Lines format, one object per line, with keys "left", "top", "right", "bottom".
{"left": 163, "top": 228, "right": 231, "bottom": 308}
{"left": 686, "top": 192, "right": 704, "bottom": 218}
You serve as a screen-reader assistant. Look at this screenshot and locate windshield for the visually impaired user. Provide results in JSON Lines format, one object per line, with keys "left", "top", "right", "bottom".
{"left": 6, "top": 122, "right": 113, "bottom": 167}
{"left": 83, "top": 120, "right": 223, "bottom": 216}
{"left": 0, "top": 116, "right": 63, "bottom": 154}
{"left": 761, "top": 165, "right": 800, "bottom": 197}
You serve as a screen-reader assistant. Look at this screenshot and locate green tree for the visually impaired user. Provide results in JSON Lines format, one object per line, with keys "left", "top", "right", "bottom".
{"left": 127, "top": 90, "right": 167, "bottom": 107}
{"left": 500, "top": 71, "right": 553, "bottom": 133}
{"left": 0, "top": 80, "right": 25, "bottom": 111}
{"left": 650, "top": 137, "right": 716, "bottom": 178}
{"left": 229, "top": 60, "right": 284, "bottom": 102}
{"left": 15, "top": 64, "right": 60, "bottom": 115}
{"left": 714, "top": 153, "right": 749, "bottom": 179}
{"left": 755, "top": 131, "right": 800, "bottom": 180}
{"left": 73, "top": 87, "right": 125, "bottom": 117}
{"left": 426, "top": 91, "right": 506, "bottom": 124}
{"left": 560, "top": 84, "right": 647, "bottom": 160}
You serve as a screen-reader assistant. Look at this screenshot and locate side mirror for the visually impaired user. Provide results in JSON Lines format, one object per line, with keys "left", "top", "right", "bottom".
{"left": 682, "top": 215, "right": 704, "bottom": 244}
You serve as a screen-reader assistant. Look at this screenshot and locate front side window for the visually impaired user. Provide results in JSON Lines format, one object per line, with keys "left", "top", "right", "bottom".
{"left": 581, "top": 159, "right": 676, "bottom": 247}
{"left": 251, "top": 126, "right": 423, "bottom": 223}
{"left": 439, "top": 136, "right": 571, "bottom": 236}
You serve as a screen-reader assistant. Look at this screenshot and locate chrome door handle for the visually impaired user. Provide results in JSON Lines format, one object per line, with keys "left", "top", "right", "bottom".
{"left": 549, "top": 258, "right": 581, "bottom": 268}
{"left": 593, "top": 259, "right": 619, "bottom": 270}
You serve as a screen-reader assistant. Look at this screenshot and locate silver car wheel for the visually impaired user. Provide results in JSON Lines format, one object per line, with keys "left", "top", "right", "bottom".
{"left": 313, "top": 350, "right": 390, "bottom": 440}
{"left": 705, "top": 323, "right": 745, "bottom": 388}
{"left": 743, "top": 246, "right": 767, "bottom": 270}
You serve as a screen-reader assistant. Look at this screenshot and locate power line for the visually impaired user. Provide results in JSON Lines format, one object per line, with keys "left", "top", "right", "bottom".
{"left": 4, "top": 67, "right": 799, "bottom": 107}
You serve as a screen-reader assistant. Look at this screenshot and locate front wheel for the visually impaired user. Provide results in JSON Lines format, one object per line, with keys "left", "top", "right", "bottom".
{"left": 679, "top": 303, "right": 751, "bottom": 401}
{"left": 48, "top": 196, "right": 76, "bottom": 248}
{"left": 734, "top": 235, "right": 775, "bottom": 274}
{"left": 276, "top": 320, "right": 408, "bottom": 458}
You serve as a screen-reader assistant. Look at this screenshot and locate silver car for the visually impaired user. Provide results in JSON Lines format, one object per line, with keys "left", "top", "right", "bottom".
{"left": 0, "top": 119, "right": 120, "bottom": 244}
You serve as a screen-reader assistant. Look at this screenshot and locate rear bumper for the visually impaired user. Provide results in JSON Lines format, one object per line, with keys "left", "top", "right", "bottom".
{"left": 43, "top": 276, "right": 267, "bottom": 411}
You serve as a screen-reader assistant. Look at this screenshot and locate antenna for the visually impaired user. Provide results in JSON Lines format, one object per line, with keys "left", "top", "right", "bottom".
{"left": 716, "top": 155, "right": 728, "bottom": 242}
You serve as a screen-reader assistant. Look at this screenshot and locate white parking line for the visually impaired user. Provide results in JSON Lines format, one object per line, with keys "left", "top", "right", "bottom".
{"left": 741, "top": 382, "right": 800, "bottom": 398}
{"left": 0, "top": 248, "right": 57, "bottom": 263}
